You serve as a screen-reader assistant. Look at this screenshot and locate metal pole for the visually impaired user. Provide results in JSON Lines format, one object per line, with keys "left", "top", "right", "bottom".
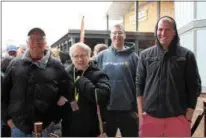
{"left": 157, "top": 1, "right": 160, "bottom": 19}
{"left": 106, "top": 14, "right": 109, "bottom": 31}
{"left": 135, "top": 1, "right": 139, "bottom": 31}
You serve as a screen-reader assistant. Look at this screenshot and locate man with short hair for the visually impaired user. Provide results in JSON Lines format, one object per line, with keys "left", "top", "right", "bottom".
{"left": 95, "top": 24, "right": 139, "bottom": 137}
{"left": 136, "top": 16, "right": 202, "bottom": 137}
{"left": 2, "top": 27, "right": 72, "bottom": 137}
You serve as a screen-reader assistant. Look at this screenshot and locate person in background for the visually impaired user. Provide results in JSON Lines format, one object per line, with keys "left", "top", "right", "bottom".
{"left": 1, "top": 45, "right": 17, "bottom": 73}
{"left": 16, "top": 44, "right": 26, "bottom": 56}
{"left": 51, "top": 47, "right": 61, "bottom": 61}
{"left": 61, "top": 42, "right": 110, "bottom": 137}
{"left": 7, "top": 44, "right": 17, "bottom": 57}
{"left": 1, "top": 27, "right": 73, "bottom": 137}
{"left": 1, "top": 68, "right": 10, "bottom": 137}
{"left": 136, "top": 16, "right": 201, "bottom": 137}
{"left": 92, "top": 43, "right": 108, "bottom": 59}
{"left": 59, "top": 51, "right": 72, "bottom": 69}
{"left": 1, "top": 52, "right": 8, "bottom": 61}
{"left": 1, "top": 44, "right": 18, "bottom": 137}
{"left": 95, "top": 24, "right": 139, "bottom": 137}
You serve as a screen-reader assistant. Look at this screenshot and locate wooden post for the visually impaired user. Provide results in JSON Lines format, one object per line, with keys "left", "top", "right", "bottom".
{"left": 80, "top": 16, "right": 85, "bottom": 43}
{"left": 34, "top": 122, "right": 43, "bottom": 137}
{"left": 204, "top": 101, "right": 206, "bottom": 137}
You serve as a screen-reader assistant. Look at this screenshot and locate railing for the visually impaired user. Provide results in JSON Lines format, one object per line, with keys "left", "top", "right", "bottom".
{"left": 191, "top": 101, "right": 206, "bottom": 136}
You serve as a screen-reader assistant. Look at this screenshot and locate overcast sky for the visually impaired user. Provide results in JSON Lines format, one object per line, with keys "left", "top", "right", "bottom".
{"left": 2, "top": 2, "right": 113, "bottom": 51}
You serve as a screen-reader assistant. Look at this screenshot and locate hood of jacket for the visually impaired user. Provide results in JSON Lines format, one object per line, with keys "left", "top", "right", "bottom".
{"left": 110, "top": 41, "right": 135, "bottom": 54}
{"left": 21, "top": 49, "right": 51, "bottom": 69}
{"left": 154, "top": 16, "right": 180, "bottom": 55}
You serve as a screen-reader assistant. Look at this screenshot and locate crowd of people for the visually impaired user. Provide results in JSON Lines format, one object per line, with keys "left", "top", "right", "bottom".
{"left": 1, "top": 16, "right": 202, "bottom": 137}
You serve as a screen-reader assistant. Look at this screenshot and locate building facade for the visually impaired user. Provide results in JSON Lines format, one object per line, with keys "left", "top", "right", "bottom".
{"left": 51, "top": 29, "right": 155, "bottom": 55}
{"left": 107, "top": 1, "right": 206, "bottom": 91}
{"left": 175, "top": 2, "right": 206, "bottom": 91}
{"left": 123, "top": 2, "right": 174, "bottom": 32}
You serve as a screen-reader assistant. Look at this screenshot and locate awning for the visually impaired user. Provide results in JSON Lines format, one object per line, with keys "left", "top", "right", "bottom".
{"left": 106, "top": 2, "right": 134, "bottom": 20}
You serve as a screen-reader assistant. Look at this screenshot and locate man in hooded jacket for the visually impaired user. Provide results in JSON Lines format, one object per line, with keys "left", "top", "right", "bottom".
{"left": 95, "top": 24, "right": 139, "bottom": 137}
{"left": 136, "top": 16, "right": 201, "bottom": 136}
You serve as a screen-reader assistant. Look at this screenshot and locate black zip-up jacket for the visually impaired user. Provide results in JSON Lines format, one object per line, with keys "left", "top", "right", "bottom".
{"left": 1, "top": 56, "right": 15, "bottom": 73}
{"left": 136, "top": 16, "right": 201, "bottom": 118}
{"left": 1, "top": 49, "right": 72, "bottom": 133}
{"left": 61, "top": 61, "right": 110, "bottom": 137}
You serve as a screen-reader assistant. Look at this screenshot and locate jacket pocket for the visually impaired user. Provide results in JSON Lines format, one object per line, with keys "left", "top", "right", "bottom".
{"left": 145, "top": 57, "right": 160, "bottom": 76}
{"left": 170, "top": 56, "right": 186, "bottom": 76}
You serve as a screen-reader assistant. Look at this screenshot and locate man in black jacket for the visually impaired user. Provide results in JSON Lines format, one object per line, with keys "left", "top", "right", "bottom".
{"left": 61, "top": 42, "right": 110, "bottom": 137}
{"left": 136, "top": 16, "right": 202, "bottom": 136}
{"left": 1, "top": 27, "right": 72, "bottom": 137}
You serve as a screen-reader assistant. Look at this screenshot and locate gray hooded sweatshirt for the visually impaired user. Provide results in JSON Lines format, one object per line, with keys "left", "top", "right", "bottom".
{"left": 95, "top": 44, "right": 138, "bottom": 111}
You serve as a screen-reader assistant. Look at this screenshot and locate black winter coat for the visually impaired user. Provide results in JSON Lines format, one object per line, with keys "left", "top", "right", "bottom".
{"left": 1, "top": 56, "right": 15, "bottom": 73}
{"left": 61, "top": 61, "right": 110, "bottom": 137}
{"left": 1, "top": 50, "right": 72, "bottom": 133}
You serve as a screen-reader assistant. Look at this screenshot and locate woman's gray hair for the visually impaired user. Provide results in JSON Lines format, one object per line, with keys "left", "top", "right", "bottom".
{"left": 69, "top": 42, "right": 91, "bottom": 57}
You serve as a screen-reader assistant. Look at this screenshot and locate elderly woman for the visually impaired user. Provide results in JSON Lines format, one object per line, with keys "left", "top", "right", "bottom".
{"left": 61, "top": 42, "right": 110, "bottom": 137}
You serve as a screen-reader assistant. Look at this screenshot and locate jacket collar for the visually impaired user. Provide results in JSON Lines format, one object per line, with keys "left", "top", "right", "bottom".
{"left": 22, "top": 49, "right": 50, "bottom": 69}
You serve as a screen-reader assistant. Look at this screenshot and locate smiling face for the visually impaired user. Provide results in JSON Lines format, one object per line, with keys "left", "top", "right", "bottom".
{"left": 110, "top": 25, "right": 126, "bottom": 50}
{"left": 157, "top": 19, "right": 176, "bottom": 49}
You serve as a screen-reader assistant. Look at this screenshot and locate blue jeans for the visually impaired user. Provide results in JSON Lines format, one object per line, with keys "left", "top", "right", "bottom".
{"left": 42, "top": 123, "right": 55, "bottom": 137}
{"left": 11, "top": 127, "right": 32, "bottom": 137}
{"left": 10, "top": 125, "right": 54, "bottom": 137}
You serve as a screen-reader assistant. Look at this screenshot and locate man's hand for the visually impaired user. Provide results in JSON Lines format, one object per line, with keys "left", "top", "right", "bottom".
{"left": 57, "top": 96, "right": 68, "bottom": 106}
{"left": 7, "top": 119, "right": 15, "bottom": 128}
{"left": 137, "top": 96, "right": 143, "bottom": 125}
{"left": 185, "top": 108, "right": 194, "bottom": 122}
{"left": 138, "top": 112, "right": 144, "bottom": 126}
